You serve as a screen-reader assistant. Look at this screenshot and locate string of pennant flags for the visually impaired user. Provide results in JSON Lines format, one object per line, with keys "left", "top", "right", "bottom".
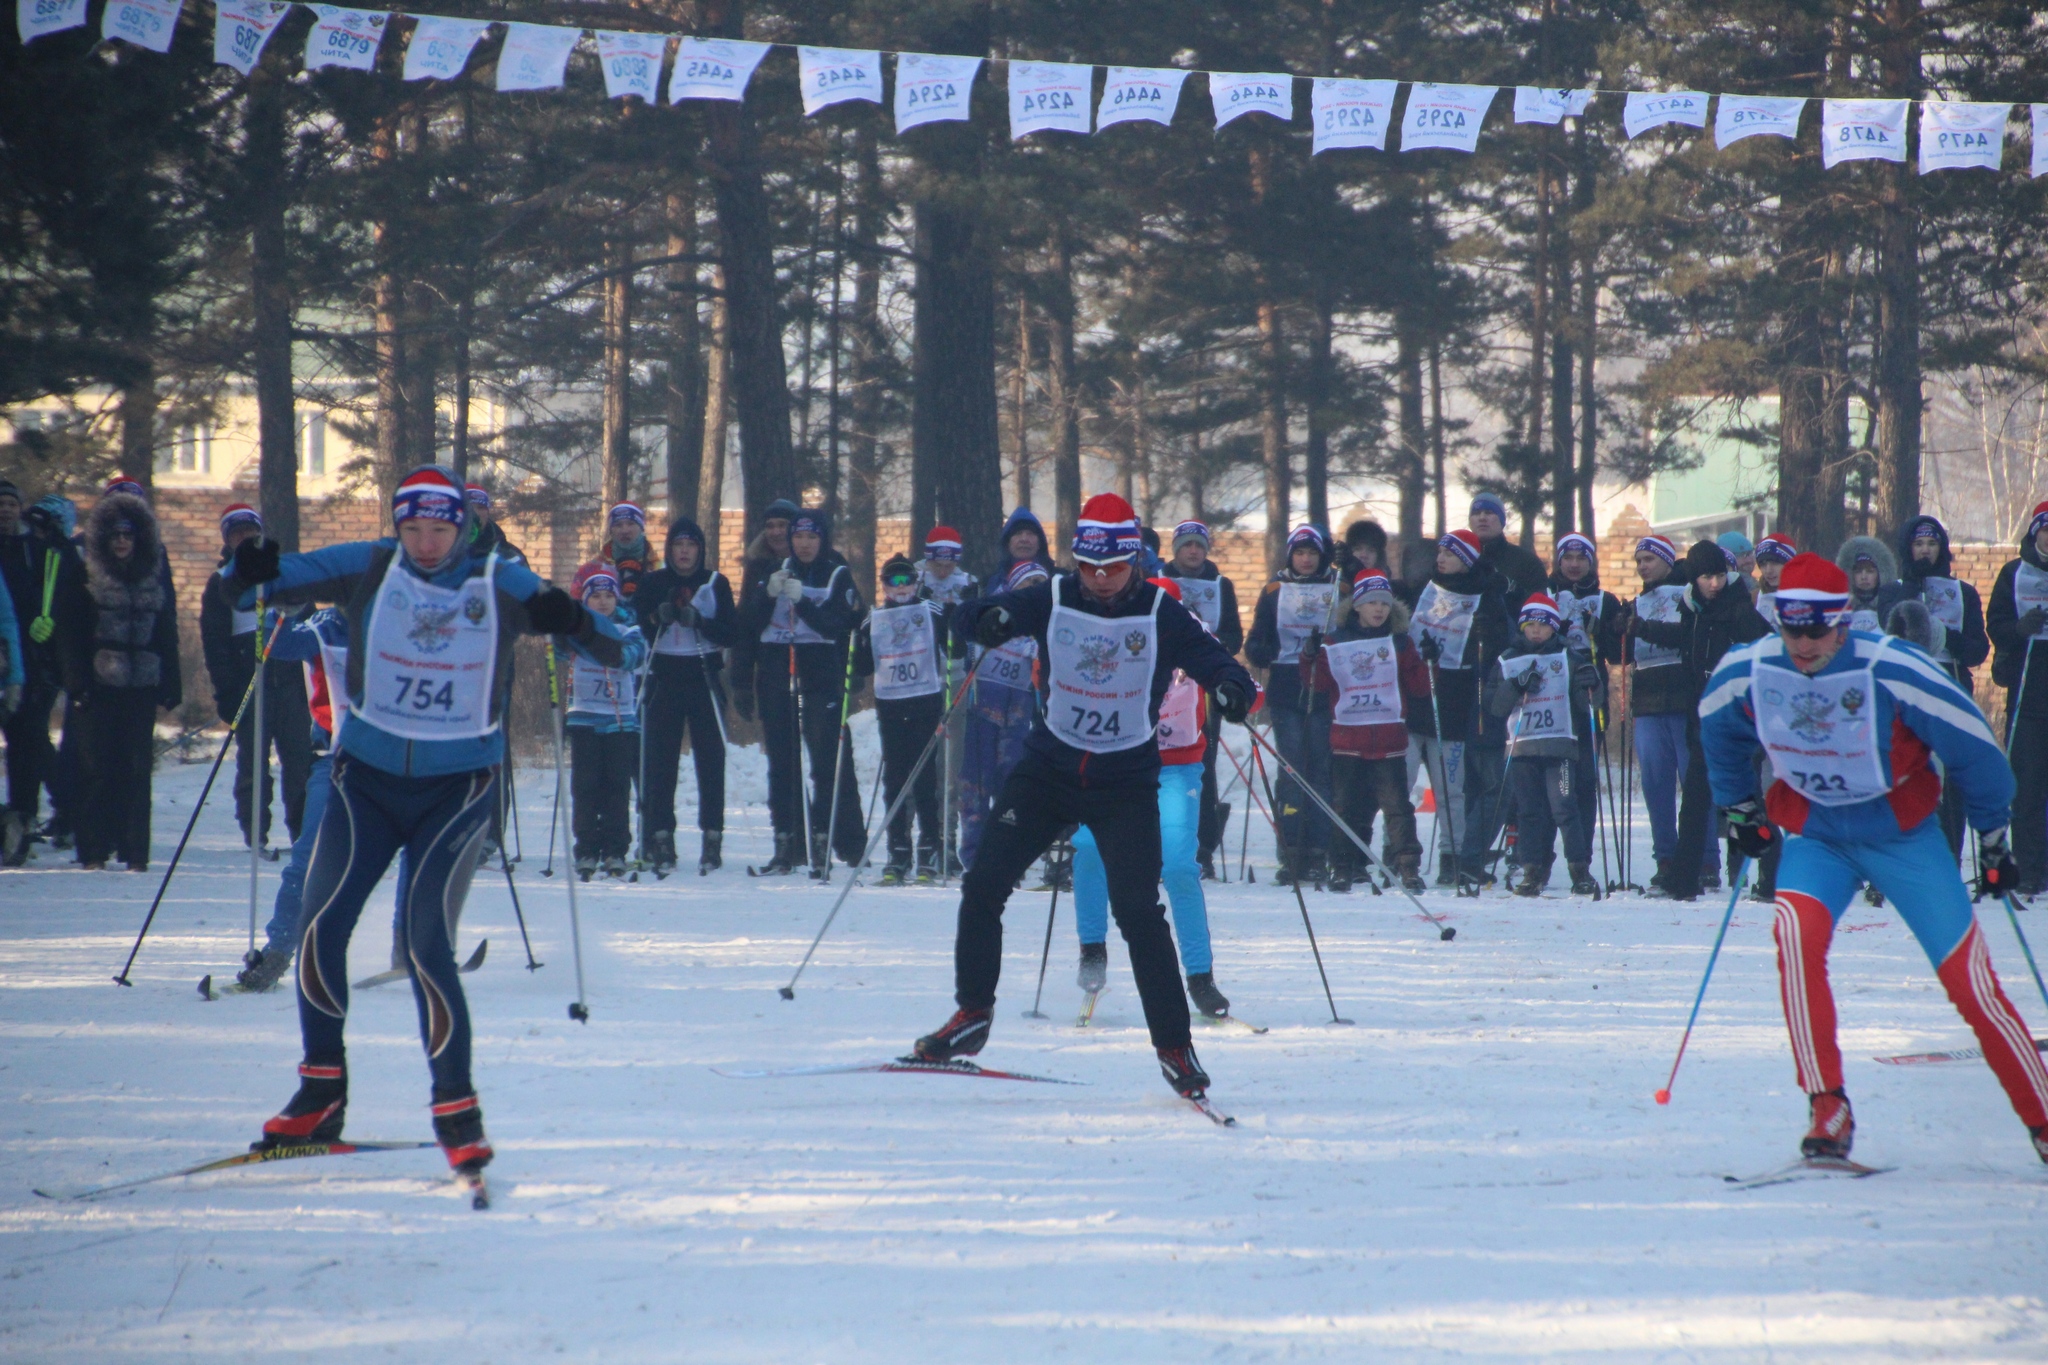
{"left": 23, "top": 0, "right": 2048, "bottom": 178}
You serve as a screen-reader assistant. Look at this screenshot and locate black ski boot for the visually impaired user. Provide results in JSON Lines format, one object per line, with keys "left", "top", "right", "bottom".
{"left": 2030, "top": 1124, "right": 2048, "bottom": 1166}
{"left": 649, "top": 831, "right": 677, "bottom": 879}
{"left": 236, "top": 944, "right": 293, "bottom": 993}
{"left": 808, "top": 833, "right": 831, "bottom": 879}
{"left": 602, "top": 854, "right": 626, "bottom": 879}
{"left": 1436, "top": 852, "right": 1459, "bottom": 887}
{"left": 256, "top": 1062, "right": 346, "bottom": 1150}
{"left": 698, "top": 831, "right": 723, "bottom": 875}
{"left": 914, "top": 848, "right": 938, "bottom": 885}
{"left": 1645, "top": 859, "right": 1675, "bottom": 899}
{"left": 1569, "top": 863, "right": 1600, "bottom": 898}
{"left": 575, "top": 854, "right": 597, "bottom": 882}
{"left": 1398, "top": 857, "right": 1428, "bottom": 894}
{"left": 431, "top": 1092, "right": 494, "bottom": 1174}
{"left": 757, "top": 832, "right": 801, "bottom": 875}
{"left": 1186, "top": 972, "right": 1230, "bottom": 1019}
{"left": 1326, "top": 863, "right": 1354, "bottom": 893}
{"left": 1, "top": 811, "right": 27, "bottom": 868}
{"left": 1514, "top": 864, "right": 1548, "bottom": 897}
{"left": 1077, "top": 942, "right": 1107, "bottom": 994}
{"left": 912, "top": 1007, "right": 991, "bottom": 1062}
{"left": 1156, "top": 1042, "right": 1211, "bottom": 1098}
{"left": 1198, "top": 853, "right": 1218, "bottom": 881}
{"left": 878, "top": 855, "right": 910, "bottom": 887}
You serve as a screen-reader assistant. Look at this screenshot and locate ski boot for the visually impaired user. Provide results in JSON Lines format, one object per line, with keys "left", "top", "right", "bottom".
{"left": 602, "top": 854, "right": 626, "bottom": 880}
{"left": 431, "top": 1092, "right": 493, "bottom": 1175}
{"left": 1077, "top": 942, "right": 1107, "bottom": 994}
{"left": 698, "top": 831, "right": 723, "bottom": 875}
{"left": 1, "top": 811, "right": 26, "bottom": 868}
{"left": 1436, "top": 852, "right": 1460, "bottom": 888}
{"left": 236, "top": 944, "right": 293, "bottom": 993}
{"left": 1801, "top": 1088, "right": 1854, "bottom": 1159}
{"left": 1274, "top": 857, "right": 1303, "bottom": 887}
{"left": 575, "top": 853, "right": 597, "bottom": 882}
{"left": 914, "top": 849, "right": 938, "bottom": 886}
{"left": 648, "top": 831, "right": 677, "bottom": 879}
{"left": 1305, "top": 855, "right": 1329, "bottom": 891}
{"left": 912, "top": 1007, "right": 991, "bottom": 1062}
{"left": 2031, "top": 1124, "right": 2048, "bottom": 1165}
{"left": 256, "top": 1062, "right": 346, "bottom": 1150}
{"left": 878, "top": 857, "right": 910, "bottom": 887}
{"left": 1398, "top": 857, "right": 1428, "bottom": 894}
{"left": 1186, "top": 972, "right": 1230, "bottom": 1019}
{"left": 808, "top": 834, "right": 831, "bottom": 879}
{"left": 1568, "top": 863, "right": 1600, "bottom": 898}
{"left": 1862, "top": 884, "right": 1885, "bottom": 907}
{"left": 757, "top": 832, "right": 801, "bottom": 875}
{"left": 1749, "top": 882, "right": 1777, "bottom": 904}
{"left": 1326, "top": 864, "right": 1354, "bottom": 893}
{"left": 1156, "top": 1042, "right": 1211, "bottom": 1098}
{"left": 1198, "top": 853, "right": 1218, "bottom": 881}
{"left": 1701, "top": 861, "right": 1721, "bottom": 891}
{"left": 1513, "top": 864, "right": 1548, "bottom": 898}
{"left": 40, "top": 816, "right": 74, "bottom": 851}
{"left": 1644, "top": 860, "right": 1675, "bottom": 899}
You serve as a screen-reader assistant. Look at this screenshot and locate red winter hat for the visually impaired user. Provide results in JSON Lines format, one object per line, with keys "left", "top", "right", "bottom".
{"left": 1774, "top": 552, "right": 1851, "bottom": 627}
{"left": 923, "top": 524, "right": 962, "bottom": 561}
{"left": 1519, "top": 591, "right": 1563, "bottom": 628}
{"left": 1073, "top": 493, "right": 1141, "bottom": 564}
{"left": 2029, "top": 501, "right": 2048, "bottom": 540}
{"left": 219, "top": 503, "right": 262, "bottom": 539}
{"left": 1438, "top": 528, "right": 1483, "bottom": 568}
{"left": 1755, "top": 532, "right": 1798, "bottom": 564}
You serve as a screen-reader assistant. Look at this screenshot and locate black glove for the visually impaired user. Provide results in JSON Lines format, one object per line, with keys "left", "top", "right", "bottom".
{"left": 1723, "top": 797, "right": 1778, "bottom": 861}
{"left": 973, "top": 606, "right": 1014, "bottom": 648}
{"left": 654, "top": 600, "right": 680, "bottom": 626}
{"left": 525, "top": 586, "right": 585, "bottom": 635}
{"left": 1516, "top": 665, "right": 1542, "bottom": 692}
{"left": 1417, "top": 632, "right": 1443, "bottom": 663}
{"left": 1303, "top": 628, "right": 1324, "bottom": 663}
{"left": 2018, "top": 607, "right": 2048, "bottom": 639}
{"left": 674, "top": 602, "right": 700, "bottom": 627}
{"left": 1978, "top": 825, "right": 2021, "bottom": 899}
{"left": 1215, "top": 677, "right": 1256, "bottom": 725}
{"left": 232, "top": 537, "right": 281, "bottom": 586}
{"left": 731, "top": 687, "right": 756, "bottom": 723}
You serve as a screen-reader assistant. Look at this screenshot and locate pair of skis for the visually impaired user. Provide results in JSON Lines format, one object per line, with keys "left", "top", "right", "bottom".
{"left": 30, "top": 1139, "right": 491, "bottom": 1207}
{"left": 1875, "top": 1036, "right": 2047, "bottom": 1066}
{"left": 715, "top": 1055, "right": 1239, "bottom": 1126}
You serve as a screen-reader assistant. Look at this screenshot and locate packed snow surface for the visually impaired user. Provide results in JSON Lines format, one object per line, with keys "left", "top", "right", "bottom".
{"left": 4, "top": 730, "right": 2046, "bottom": 1362}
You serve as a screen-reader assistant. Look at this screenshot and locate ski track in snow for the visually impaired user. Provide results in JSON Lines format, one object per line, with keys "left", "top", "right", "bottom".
{"left": 3, "top": 727, "right": 2046, "bottom": 1362}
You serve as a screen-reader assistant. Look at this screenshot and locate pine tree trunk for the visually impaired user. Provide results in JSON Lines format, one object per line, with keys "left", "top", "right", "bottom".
{"left": 1047, "top": 232, "right": 1081, "bottom": 552}
{"left": 698, "top": 270, "right": 729, "bottom": 562}
{"left": 1250, "top": 145, "right": 1288, "bottom": 573}
{"left": 843, "top": 128, "right": 882, "bottom": 601}
{"left": 1305, "top": 278, "right": 1333, "bottom": 532}
{"left": 1429, "top": 340, "right": 1448, "bottom": 539}
{"left": 247, "top": 61, "right": 298, "bottom": 549}
{"left": 664, "top": 189, "right": 705, "bottom": 526}
{"left": 1395, "top": 320, "right": 1427, "bottom": 547}
{"left": 911, "top": 198, "right": 1001, "bottom": 569}
{"left": 119, "top": 364, "right": 155, "bottom": 491}
{"left": 1550, "top": 228, "right": 1574, "bottom": 538}
{"left": 1011, "top": 290, "right": 1031, "bottom": 511}
{"left": 602, "top": 242, "right": 634, "bottom": 510}
{"left": 1873, "top": 0, "right": 1923, "bottom": 533}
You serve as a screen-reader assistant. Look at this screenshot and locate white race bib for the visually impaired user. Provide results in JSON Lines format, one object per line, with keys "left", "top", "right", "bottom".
{"left": 1849, "top": 604, "right": 1882, "bottom": 634}
{"left": 356, "top": 551, "right": 499, "bottom": 741}
{"left": 1414, "top": 582, "right": 1480, "bottom": 669}
{"left": 569, "top": 650, "right": 639, "bottom": 718}
{"left": 232, "top": 606, "right": 259, "bottom": 635}
{"left": 1175, "top": 578, "right": 1222, "bottom": 631}
{"left": 1756, "top": 591, "right": 1779, "bottom": 629}
{"left": 1751, "top": 640, "right": 1891, "bottom": 806}
{"left": 1274, "top": 582, "right": 1338, "bottom": 664}
{"left": 760, "top": 570, "right": 836, "bottom": 646}
{"left": 977, "top": 634, "right": 1036, "bottom": 691}
{"left": 1154, "top": 672, "right": 1202, "bottom": 752}
{"left": 871, "top": 602, "right": 942, "bottom": 700}
{"left": 1632, "top": 585, "right": 1687, "bottom": 669}
{"left": 1555, "top": 586, "right": 1603, "bottom": 656}
{"left": 654, "top": 579, "right": 722, "bottom": 657}
{"left": 1047, "top": 591, "right": 1159, "bottom": 754}
{"left": 1919, "top": 577, "right": 1964, "bottom": 661}
{"left": 304, "top": 641, "right": 351, "bottom": 740}
{"left": 1324, "top": 638, "right": 1405, "bottom": 726}
{"left": 1501, "top": 651, "right": 1576, "bottom": 748}
{"left": 2018, "top": 562, "right": 2048, "bottom": 640}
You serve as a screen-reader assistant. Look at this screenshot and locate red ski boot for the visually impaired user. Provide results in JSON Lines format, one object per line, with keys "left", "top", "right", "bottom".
{"left": 255, "top": 1063, "right": 346, "bottom": 1151}
{"left": 431, "top": 1093, "right": 493, "bottom": 1173}
{"left": 1156, "top": 1043, "right": 1211, "bottom": 1098}
{"left": 1801, "top": 1088, "right": 1854, "bottom": 1159}
{"left": 912, "top": 1008, "right": 991, "bottom": 1062}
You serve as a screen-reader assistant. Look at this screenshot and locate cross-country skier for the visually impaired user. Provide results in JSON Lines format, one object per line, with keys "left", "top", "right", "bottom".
{"left": 913, "top": 494, "right": 1258, "bottom": 1100}
{"left": 1987, "top": 501, "right": 2048, "bottom": 896}
{"left": 854, "top": 554, "right": 954, "bottom": 884}
{"left": 564, "top": 565, "right": 647, "bottom": 880}
{"left": 226, "top": 464, "right": 623, "bottom": 1186}
{"left": 1245, "top": 524, "right": 1342, "bottom": 886}
{"left": 1702, "top": 552, "right": 2048, "bottom": 1166}
{"left": 915, "top": 526, "right": 977, "bottom": 877}
{"left": 637, "top": 516, "right": 737, "bottom": 876}
{"left": 957, "top": 559, "right": 1046, "bottom": 871}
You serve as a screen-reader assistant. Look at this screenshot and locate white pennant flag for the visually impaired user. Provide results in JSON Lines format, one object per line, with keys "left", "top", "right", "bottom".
{"left": 895, "top": 52, "right": 981, "bottom": 133}
{"left": 214, "top": 0, "right": 289, "bottom": 74}
{"left": 1622, "top": 90, "right": 1708, "bottom": 139}
{"left": 1009, "top": 61, "right": 1092, "bottom": 138}
{"left": 2034, "top": 105, "right": 2048, "bottom": 179}
{"left": 1311, "top": 78, "right": 1396, "bottom": 153}
{"left": 1919, "top": 100, "right": 2010, "bottom": 174}
{"left": 20, "top": 0, "right": 89, "bottom": 43}
{"left": 403, "top": 16, "right": 488, "bottom": 83}
{"left": 497, "top": 23, "right": 580, "bottom": 93}
{"left": 304, "top": 6, "right": 389, "bottom": 73}
{"left": 1400, "top": 83, "right": 1498, "bottom": 153}
{"left": 1714, "top": 95, "right": 1805, "bottom": 148}
{"left": 1822, "top": 98, "right": 1908, "bottom": 168}
{"left": 1512, "top": 87, "right": 1593, "bottom": 125}
{"left": 1098, "top": 65, "right": 1187, "bottom": 129}
{"left": 798, "top": 46, "right": 882, "bottom": 115}
{"left": 667, "top": 37, "right": 768, "bottom": 103}
{"left": 594, "top": 31, "right": 666, "bottom": 103}
{"left": 1210, "top": 71, "right": 1293, "bottom": 129}
{"left": 101, "top": 0, "right": 180, "bottom": 52}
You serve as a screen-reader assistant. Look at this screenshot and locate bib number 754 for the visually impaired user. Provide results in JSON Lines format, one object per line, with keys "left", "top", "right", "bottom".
{"left": 393, "top": 675, "right": 455, "bottom": 712}
{"left": 1066, "top": 706, "right": 1122, "bottom": 738}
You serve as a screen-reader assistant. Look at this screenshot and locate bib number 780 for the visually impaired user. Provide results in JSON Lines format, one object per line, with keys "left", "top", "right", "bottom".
{"left": 393, "top": 675, "right": 455, "bottom": 712}
{"left": 1067, "top": 706, "right": 1122, "bottom": 739}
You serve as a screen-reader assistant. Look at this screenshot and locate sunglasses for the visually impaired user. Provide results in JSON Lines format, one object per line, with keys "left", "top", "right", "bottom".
{"left": 1781, "top": 623, "right": 1838, "bottom": 640}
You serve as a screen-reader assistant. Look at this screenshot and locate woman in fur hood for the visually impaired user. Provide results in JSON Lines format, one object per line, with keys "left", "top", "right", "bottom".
{"left": 1835, "top": 534, "right": 1897, "bottom": 634}
{"left": 59, "top": 491, "right": 181, "bottom": 869}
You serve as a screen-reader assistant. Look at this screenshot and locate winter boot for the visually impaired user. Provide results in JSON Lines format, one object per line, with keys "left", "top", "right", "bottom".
{"left": 1645, "top": 859, "right": 1674, "bottom": 899}
{"left": 236, "top": 944, "right": 294, "bottom": 993}
{"left": 1, "top": 811, "right": 26, "bottom": 868}
{"left": 912, "top": 1007, "right": 991, "bottom": 1062}
{"left": 1186, "top": 972, "right": 1230, "bottom": 1019}
{"left": 1701, "top": 856, "right": 1721, "bottom": 891}
{"left": 757, "top": 832, "right": 800, "bottom": 875}
{"left": 1801, "top": 1088, "right": 1854, "bottom": 1159}
{"left": 1749, "top": 882, "right": 1777, "bottom": 904}
{"left": 1863, "top": 884, "right": 1885, "bottom": 907}
{"left": 1156, "top": 1042, "right": 1211, "bottom": 1098}
{"left": 1077, "top": 942, "right": 1107, "bottom": 994}
{"left": 878, "top": 855, "right": 910, "bottom": 887}
{"left": 1436, "top": 851, "right": 1460, "bottom": 887}
{"left": 1305, "top": 854, "right": 1329, "bottom": 890}
{"left": 1398, "top": 856, "right": 1428, "bottom": 894}
{"left": 1514, "top": 864, "right": 1548, "bottom": 897}
{"left": 808, "top": 833, "right": 830, "bottom": 877}
{"left": 698, "top": 831, "right": 723, "bottom": 875}
{"left": 602, "top": 854, "right": 626, "bottom": 879}
{"left": 649, "top": 831, "right": 677, "bottom": 878}
{"left": 575, "top": 854, "right": 597, "bottom": 882}
{"left": 431, "top": 1092, "right": 493, "bottom": 1174}
{"left": 256, "top": 1062, "right": 346, "bottom": 1150}
{"left": 914, "top": 848, "right": 939, "bottom": 885}
{"left": 1198, "top": 853, "right": 1219, "bottom": 881}
{"left": 1569, "top": 863, "right": 1600, "bottom": 898}
{"left": 1326, "top": 863, "right": 1354, "bottom": 893}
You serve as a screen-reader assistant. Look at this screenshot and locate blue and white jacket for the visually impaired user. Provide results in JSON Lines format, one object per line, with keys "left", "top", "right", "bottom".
{"left": 232, "top": 540, "right": 624, "bottom": 779}
{"left": 268, "top": 607, "right": 349, "bottom": 752}
{"left": 1700, "top": 629, "right": 2014, "bottom": 844}
{"left": 562, "top": 607, "right": 647, "bottom": 735}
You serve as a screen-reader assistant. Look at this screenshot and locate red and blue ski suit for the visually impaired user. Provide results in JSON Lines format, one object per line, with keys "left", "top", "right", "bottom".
{"left": 1701, "top": 630, "right": 2048, "bottom": 1129}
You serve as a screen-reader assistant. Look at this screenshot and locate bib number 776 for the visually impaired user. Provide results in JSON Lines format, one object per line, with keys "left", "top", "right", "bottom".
{"left": 393, "top": 675, "right": 455, "bottom": 712}
{"left": 1067, "top": 706, "right": 1121, "bottom": 738}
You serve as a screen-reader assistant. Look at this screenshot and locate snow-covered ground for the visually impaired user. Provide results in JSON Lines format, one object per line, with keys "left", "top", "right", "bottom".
{"left": 4, "top": 725, "right": 2047, "bottom": 1362}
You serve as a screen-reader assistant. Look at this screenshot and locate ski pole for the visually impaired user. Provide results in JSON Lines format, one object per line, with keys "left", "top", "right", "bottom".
{"left": 506, "top": 747, "right": 524, "bottom": 863}
{"left": 788, "top": 637, "right": 814, "bottom": 875}
{"left": 497, "top": 812, "right": 542, "bottom": 971}
{"left": 779, "top": 658, "right": 984, "bottom": 1000}
{"left": 247, "top": 585, "right": 267, "bottom": 959}
{"left": 1592, "top": 720, "right": 1614, "bottom": 894}
{"left": 1424, "top": 658, "right": 1463, "bottom": 892}
{"left": 818, "top": 630, "right": 858, "bottom": 882}
{"left": 1655, "top": 855, "right": 1749, "bottom": 1105}
{"left": 541, "top": 710, "right": 562, "bottom": 878}
{"left": 1247, "top": 737, "right": 1353, "bottom": 1024}
{"left": 546, "top": 641, "right": 589, "bottom": 1021}
{"left": 1247, "top": 725, "right": 1455, "bottom": 941}
{"left": 2000, "top": 892, "right": 2048, "bottom": 1015}
{"left": 114, "top": 615, "right": 285, "bottom": 986}
{"left": 629, "top": 652, "right": 650, "bottom": 882}
{"left": 1023, "top": 839, "right": 1067, "bottom": 1019}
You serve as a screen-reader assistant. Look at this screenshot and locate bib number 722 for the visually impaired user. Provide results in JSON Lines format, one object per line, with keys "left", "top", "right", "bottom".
{"left": 1066, "top": 706, "right": 1122, "bottom": 738}
{"left": 392, "top": 675, "right": 455, "bottom": 712}
{"left": 1788, "top": 769, "right": 1851, "bottom": 795}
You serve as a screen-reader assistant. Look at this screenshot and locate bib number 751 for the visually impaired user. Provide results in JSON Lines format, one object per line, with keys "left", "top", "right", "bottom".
{"left": 1067, "top": 706, "right": 1121, "bottom": 738}
{"left": 393, "top": 675, "right": 455, "bottom": 712}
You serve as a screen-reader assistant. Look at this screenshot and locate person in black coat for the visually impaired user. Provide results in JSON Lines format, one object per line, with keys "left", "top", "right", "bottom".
{"left": 1986, "top": 500, "right": 2048, "bottom": 895}
{"left": 59, "top": 492, "right": 182, "bottom": 870}
{"left": 0, "top": 482, "right": 82, "bottom": 863}
{"left": 1469, "top": 493, "right": 1547, "bottom": 612}
{"left": 636, "top": 516, "right": 741, "bottom": 876}
{"left": 1245, "top": 524, "right": 1343, "bottom": 883}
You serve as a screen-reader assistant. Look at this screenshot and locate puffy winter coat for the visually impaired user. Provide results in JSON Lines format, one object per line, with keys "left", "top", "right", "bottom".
{"left": 1304, "top": 603, "right": 1431, "bottom": 759}
{"left": 1876, "top": 515, "right": 1989, "bottom": 688}
{"left": 62, "top": 493, "right": 181, "bottom": 708}
{"left": 1987, "top": 530, "right": 2048, "bottom": 719}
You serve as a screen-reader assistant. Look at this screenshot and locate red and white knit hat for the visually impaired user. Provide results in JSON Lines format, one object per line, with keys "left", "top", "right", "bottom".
{"left": 392, "top": 465, "right": 466, "bottom": 526}
{"left": 1773, "top": 553, "right": 1852, "bottom": 627}
{"left": 1635, "top": 534, "right": 1678, "bottom": 566}
{"left": 1352, "top": 570, "right": 1395, "bottom": 603}
{"left": 105, "top": 475, "right": 147, "bottom": 501}
{"left": 1554, "top": 531, "right": 1596, "bottom": 561}
{"left": 923, "top": 524, "right": 962, "bottom": 561}
{"left": 1439, "top": 528, "right": 1483, "bottom": 569}
{"left": 1072, "top": 493, "right": 1141, "bottom": 565}
{"left": 219, "top": 503, "right": 262, "bottom": 539}
{"left": 1519, "top": 591, "right": 1563, "bottom": 628}
{"left": 1755, "top": 532, "right": 1798, "bottom": 564}
{"left": 2029, "top": 501, "right": 2048, "bottom": 540}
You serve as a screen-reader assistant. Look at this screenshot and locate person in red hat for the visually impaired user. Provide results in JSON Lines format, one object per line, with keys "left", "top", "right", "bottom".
{"left": 1988, "top": 500, "right": 2048, "bottom": 894}
{"left": 1482, "top": 591, "right": 1602, "bottom": 895}
{"left": 1702, "top": 552, "right": 2048, "bottom": 1167}
{"left": 917, "top": 493, "right": 1258, "bottom": 1104}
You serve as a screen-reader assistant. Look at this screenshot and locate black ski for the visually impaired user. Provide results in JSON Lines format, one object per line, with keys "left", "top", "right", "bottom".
{"left": 1722, "top": 1156, "right": 1895, "bottom": 1190}
{"left": 713, "top": 1056, "right": 1083, "bottom": 1085}
{"left": 34, "top": 1139, "right": 436, "bottom": 1201}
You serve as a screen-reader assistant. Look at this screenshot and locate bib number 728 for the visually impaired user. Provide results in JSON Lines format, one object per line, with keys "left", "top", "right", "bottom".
{"left": 392, "top": 675, "right": 455, "bottom": 712}
{"left": 1067, "top": 706, "right": 1122, "bottom": 738}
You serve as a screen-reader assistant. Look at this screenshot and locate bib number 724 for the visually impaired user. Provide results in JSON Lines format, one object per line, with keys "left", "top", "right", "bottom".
{"left": 393, "top": 675, "right": 456, "bottom": 712}
{"left": 1066, "top": 706, "right": 1122, "bottom": 738}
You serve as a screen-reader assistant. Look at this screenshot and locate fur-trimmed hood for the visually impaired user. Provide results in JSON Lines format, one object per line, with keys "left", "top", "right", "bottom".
{"left": 1835, "top": 535, "right": 1897, "bottom": 596}
{"left": 86, "top": 492, "right": 161, "bottom": 586}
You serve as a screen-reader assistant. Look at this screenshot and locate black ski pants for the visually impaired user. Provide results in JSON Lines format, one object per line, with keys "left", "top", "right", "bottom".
{"left": 77, "top": 687, "right": 158, "bottom": 866}
{"left": 569, "top": 726, "right": 637, "bottom": 860}
{"left": 879, "top": 691, "right": 943, "bottom": 862}
{"left": 1664, "top": 718, "right": 1716, "bottom": 899}
{"left": 1330, "top": 754, "right": 1420, "bottom": 876}
{"left": 954, "top": 755, "right": 1191, "bottom": 1049}
{"left": 2011, "top": 712, "right": 2048, "bottom": 890}
{"left": 756, "top": 665, "right": 803, "bottom": 838}
{"left": 801, "top": 681, "right": 865, "bottom": 865}
{"left": 644, "top": 655, "right": 727, "bottom": 838}
{"left": 234, "top": 665, "right": 313, "bottom": 846}
{"left": 1512, "top": 754, "right": 1590, "bottom": 873}
{"left": 3, "top": 683, "right": 58, "bottom": 818}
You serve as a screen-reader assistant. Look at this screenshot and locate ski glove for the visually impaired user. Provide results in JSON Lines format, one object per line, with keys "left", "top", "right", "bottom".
{"left": 1515, "top": 665, "right": 1543, "bottom": 692}
{"left": 1416, "top": 633, "right": 1443, "bottom": 663}
{"left": 232, "top": 537, "right": 281, "bottom": 587}
{"left": 28, "top": 615, "right": 52, "bottom": 644}
{"left": 526, "top": 586, "right": 586, "bottom": 636}
{"left": 2018, "top": 607, "right": 2048, "bottom": 639}
{"left": 1215, "top": 677, "right": 1258, "bottom": 725}
{"left": 1723, "top": 797, "right": 1778, "bottom": 860}
{"left": 1302, "top": 629, "right": 1324, "bottom": 664}
{"left": 1978, "top": 825, "right": 2021, "bottom": 899}
{"left": 973, "top": 606, "right": 1014, "bottom": 648}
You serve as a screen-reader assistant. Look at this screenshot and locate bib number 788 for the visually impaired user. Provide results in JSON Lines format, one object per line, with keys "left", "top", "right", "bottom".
{"left": 1067, "top": 706, "right": 1121, "bottom": 738}
{"left": 393, "top": 675, "right": 456, "bottom": 712}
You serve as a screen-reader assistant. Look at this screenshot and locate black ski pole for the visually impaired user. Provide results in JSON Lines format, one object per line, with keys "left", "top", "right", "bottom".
{"left": 1247, "top": 736, "right": 1353, "bottom": 1023}
{"left": 499, "top": 840, "right": 542, "bottom": 971}
{"left": 1424, "top": 658, "right": 1464, "bottom": 893}
{"left": 1023, "top": 839, "right": 1068, "bottom": 1019}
